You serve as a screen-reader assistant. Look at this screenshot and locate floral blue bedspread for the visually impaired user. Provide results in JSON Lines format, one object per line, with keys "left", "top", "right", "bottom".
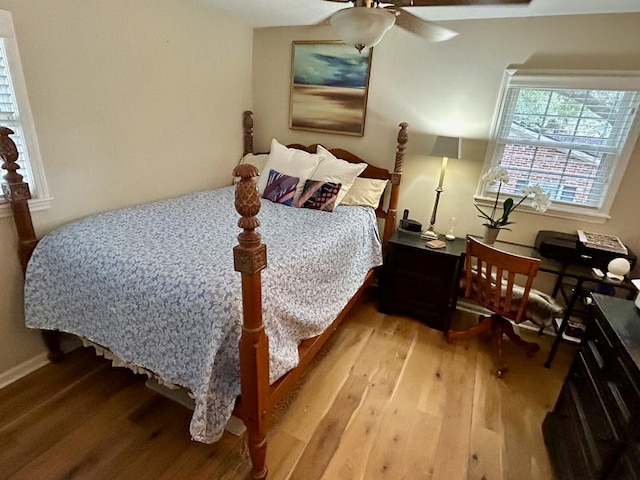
{"left": 24, "top": 186, "right": 382, "bottom": 443}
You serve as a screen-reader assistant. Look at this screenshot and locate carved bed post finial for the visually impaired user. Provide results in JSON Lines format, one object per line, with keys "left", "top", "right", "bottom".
{"left": 0, "top": 126, "right": 37, "bottom": 272}
{"left": 383, "top": 122, "right": 409, "bottom": 246}
{"left": 243, "top": 111, "right": 254, "bottom": 156}
{"left": 232, "top": 162, "right": 269, "bottom": 480}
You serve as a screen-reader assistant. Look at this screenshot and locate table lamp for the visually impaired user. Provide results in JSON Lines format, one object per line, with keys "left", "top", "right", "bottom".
{"left": 422, "top": 135, "right": 461, "bottom": 240}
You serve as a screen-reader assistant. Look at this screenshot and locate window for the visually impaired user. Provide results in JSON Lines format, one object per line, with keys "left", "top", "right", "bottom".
{"left": 0, "top": 9, "right": 50, "bottom": 215}
{"left": 477, "top": 70, "right": 640, "bottom": 222}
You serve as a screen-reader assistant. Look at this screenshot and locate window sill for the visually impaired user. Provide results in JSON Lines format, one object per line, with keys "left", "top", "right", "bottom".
{"left": 473, "top": 196, "right": 610, "bottom": 225}
{"left": 0, "top": 196, "right": 53, "bottom": 218}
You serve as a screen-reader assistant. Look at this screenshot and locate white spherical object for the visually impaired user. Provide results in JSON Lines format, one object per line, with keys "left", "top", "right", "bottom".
{"left": 608, "top": 257, "right": 631, "bottom": 277}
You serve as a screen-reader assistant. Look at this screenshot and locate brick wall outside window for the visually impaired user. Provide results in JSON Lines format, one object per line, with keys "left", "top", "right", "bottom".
{"left": 496, "top": 144, "right": 598, "bottom": 204}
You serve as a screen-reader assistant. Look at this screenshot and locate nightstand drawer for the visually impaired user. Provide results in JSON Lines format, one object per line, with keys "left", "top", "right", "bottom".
{"left": 382, "top": 270, "right": 452, "bottom": 326}
{"left": 543, "top": 295, "right": 640, "bottom": 480}
{"left": 602, "top": 354, "right": 640, "bottom": 435}
{"left": 570, "top": 351, "right": 622, "bottom": 470}
{"left": 379, "top": 233, "right": 466, "bottom": 331}
{"left": 583, "top": 327, "right": 640, "bottom": 436}
{"left": 608, "top": 442, "right": 640, "bottom": 480}
{"left": 388, "top": 243, "right": 459, "bottom": 275}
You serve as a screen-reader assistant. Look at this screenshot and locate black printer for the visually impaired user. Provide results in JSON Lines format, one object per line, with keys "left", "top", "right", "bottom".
{"left": 535, "top": 230, "right": 637, "bottom": 269}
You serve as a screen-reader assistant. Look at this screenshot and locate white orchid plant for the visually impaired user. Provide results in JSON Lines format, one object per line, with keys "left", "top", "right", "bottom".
{"left": 476, "top": 166, "right": 552, "bottom": 230}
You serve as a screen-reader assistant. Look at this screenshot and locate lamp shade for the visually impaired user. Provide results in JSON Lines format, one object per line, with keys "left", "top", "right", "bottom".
{"left": 330, "top": 8, "right": 395, "bottom": 52}
{"left": 431, "top": 135, "right": 461, "bottom": 159}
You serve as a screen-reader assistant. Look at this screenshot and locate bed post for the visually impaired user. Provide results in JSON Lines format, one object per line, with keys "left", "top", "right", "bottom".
{"left": 0, "top": 128, "right": 63, "bottom": 363}
{"left": 1, "top": 127, "right": 37, "bottom": 272}
{"left": 233, "top": 162, "right": 269, "bottom": 480}
{"left": 382, "top": 122, "right": 409, "bottom": 245}
{"left": 243, "top": 110, "right": 254, "bottom": 156}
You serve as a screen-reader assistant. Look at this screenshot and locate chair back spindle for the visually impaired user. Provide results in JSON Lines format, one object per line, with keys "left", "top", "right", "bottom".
{"left": 464, "top": 237, "right": 540, "bottom": 325}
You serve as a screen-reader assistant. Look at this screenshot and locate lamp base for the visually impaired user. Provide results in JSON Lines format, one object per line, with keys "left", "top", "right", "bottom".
{"left": 420, "top": 228, "right": 439, "bottom": 240}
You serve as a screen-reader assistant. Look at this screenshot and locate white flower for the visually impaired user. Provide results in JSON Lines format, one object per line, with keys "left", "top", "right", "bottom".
{"left": 482, "top": 166, "right": 510, "bottom": 185}
{"left": 522, "top": 185, "right": 544, "bottom": 196}
{"left": 531, "top": 191, "right": 551, "bottom": 212}
{"left": 475, "top": 168, "right": 552, "bottom": 229}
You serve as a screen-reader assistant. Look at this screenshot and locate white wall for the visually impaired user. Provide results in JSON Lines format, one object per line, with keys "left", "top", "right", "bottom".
{"left": 0, "top": 0, "right": 253, "bottom": 376}
{"left": 252, "top": 14, "right": 640, "bottom": 266}
{"left": 3, "top": 7, "right": 640, "bottom": 382}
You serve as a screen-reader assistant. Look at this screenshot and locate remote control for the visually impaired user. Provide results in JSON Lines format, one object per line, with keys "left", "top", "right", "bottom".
{"left": 592, "top": 267, "right": 604, "bottom": 278}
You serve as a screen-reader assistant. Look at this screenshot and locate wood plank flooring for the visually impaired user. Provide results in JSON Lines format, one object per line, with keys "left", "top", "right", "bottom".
{"left": 0, "top": 291, "right": 573, "bottom": 479}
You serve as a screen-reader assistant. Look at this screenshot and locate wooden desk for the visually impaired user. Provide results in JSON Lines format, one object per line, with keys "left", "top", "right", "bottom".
{"left": 473, "top": 237, "right": 636, "bottom": 367}
{"left": 380, "top": 232, "right": 635, "bottom": 365}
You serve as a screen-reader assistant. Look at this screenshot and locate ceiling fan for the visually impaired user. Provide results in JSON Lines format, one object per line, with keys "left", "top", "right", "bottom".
{"left": 323, "top": 0, "right": 532, "bottom": 52}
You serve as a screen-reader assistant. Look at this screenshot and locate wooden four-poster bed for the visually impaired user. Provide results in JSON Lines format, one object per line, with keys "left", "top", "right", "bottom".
{"left": 1, "top": 111, "right": 408, "bottom": 479}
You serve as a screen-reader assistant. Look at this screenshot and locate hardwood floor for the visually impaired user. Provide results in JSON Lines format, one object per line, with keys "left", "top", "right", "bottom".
{"left": 0, "top": 292, "right": 573, "bottom": 479}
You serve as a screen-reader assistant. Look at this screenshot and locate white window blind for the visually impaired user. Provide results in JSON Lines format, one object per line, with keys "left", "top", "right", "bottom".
{"left": 0, "top": 39, "right": 33, "bottom": 188}
{"left": 0, "top": 9, "right": 49, "bottom": 214}
{"left": 479, "top": 70, "right": 640, "bottom": 221}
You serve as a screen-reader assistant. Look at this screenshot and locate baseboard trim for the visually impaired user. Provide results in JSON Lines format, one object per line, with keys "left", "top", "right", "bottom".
{"left": 0, "top": 352, "right": 50, "bottom": 390}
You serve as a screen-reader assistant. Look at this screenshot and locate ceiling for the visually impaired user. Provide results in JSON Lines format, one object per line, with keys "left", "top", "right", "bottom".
{"left": 199, "top": 0, "right": 640, "bottom": 29}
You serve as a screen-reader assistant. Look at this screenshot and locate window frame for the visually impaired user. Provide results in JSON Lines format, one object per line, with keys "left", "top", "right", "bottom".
{"left": 0, "top": 9, "right": 50, "bottom": 218}
{"left": 475, "top": 69, "right": 640, "bottom": 224}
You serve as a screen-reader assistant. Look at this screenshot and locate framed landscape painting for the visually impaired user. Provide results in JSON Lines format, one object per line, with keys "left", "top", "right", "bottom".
{"left": 290, "top": 41, "right": 373, "bottom": 136}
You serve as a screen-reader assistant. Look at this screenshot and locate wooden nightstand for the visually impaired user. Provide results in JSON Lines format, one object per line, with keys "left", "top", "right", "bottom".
{"left": 379, "top": 231, "right": 466, "bottom": 331}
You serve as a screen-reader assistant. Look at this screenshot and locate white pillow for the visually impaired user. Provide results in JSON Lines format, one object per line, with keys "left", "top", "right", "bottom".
{"left": 240, "top": 153, "right": 268, "bottom": 171}
{"left": 233, "top": 153, "right": 269, "bottom": 184}
{"left": 340, "top": 178, "right": 389, "bottom": 208}
{"left": 313, "top": 145, "right": 368, "bottom": 206}
{"left": 256, "top": 139, "right": 324, "bottom": 198}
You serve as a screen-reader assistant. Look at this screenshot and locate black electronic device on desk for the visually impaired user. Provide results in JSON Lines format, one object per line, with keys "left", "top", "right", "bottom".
{"left": 537, "top": 230, "right": 638, "bottom": 369}
{"left": 535, "top": 230, "right": 637, "bottom": 269}
{"left": 398, "top": 209, "right": 422, "bottom": 234}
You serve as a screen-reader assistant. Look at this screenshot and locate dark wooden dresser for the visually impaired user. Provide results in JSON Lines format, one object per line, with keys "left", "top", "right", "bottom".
{"left": 379, "top": 231, "right": 466, "bottom": 331}
{"left": 543, "top": 293, "right": 640, "bottom": 479}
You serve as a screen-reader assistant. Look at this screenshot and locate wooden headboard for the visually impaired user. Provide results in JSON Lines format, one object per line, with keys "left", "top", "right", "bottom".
{"left": 241, "top": 111, "right": 408, "bottom": 245}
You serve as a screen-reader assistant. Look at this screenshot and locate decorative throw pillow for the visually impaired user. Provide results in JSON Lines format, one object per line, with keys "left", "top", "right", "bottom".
{"left": 340, "top": 178, "right": 389, "bottom": 208}
{"left": 256, "top": 139, "right": 324, "bottom": 198}
{"left": 314, "top": 145, "right": 367, "bottom": 205}
{"left": 296, "top": 180, "right": 342, "bottom": 212}
{"left": 262, "top": 169, "right": 299, "bottom": 206}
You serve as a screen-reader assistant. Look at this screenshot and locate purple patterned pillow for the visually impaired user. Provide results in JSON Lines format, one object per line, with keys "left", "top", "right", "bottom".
{"left": 262, "top": 169, "right": 299, "bottom": 206}
{"left": 296, "top": 180, "right": 342, "bottom": 212}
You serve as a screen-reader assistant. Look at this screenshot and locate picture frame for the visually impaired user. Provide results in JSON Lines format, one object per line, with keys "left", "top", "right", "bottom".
{"left": 290, "top": 41, "right": 373, "bottom": 137}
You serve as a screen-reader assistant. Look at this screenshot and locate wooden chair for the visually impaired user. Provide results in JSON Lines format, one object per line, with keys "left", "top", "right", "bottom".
{"left": 446, "top": 237, "right": 541, "bottom": 377}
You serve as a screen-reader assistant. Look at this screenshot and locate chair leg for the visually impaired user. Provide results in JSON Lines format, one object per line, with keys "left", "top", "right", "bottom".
{"left": 499, "top": 318, "right": 540, "bottom": 357}
{"left": 491, "top": 321, "right": 509, "bottom": 378}
{"left": 445, "top": 315, "right": 493, "bottom": 342}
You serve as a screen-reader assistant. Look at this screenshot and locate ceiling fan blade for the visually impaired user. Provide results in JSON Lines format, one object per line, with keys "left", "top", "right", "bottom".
{"left": 406, "top": 0, "right": 530, "bottom": 6}
{"left": 394, "top": 9, "right": 458, "bottom": 42}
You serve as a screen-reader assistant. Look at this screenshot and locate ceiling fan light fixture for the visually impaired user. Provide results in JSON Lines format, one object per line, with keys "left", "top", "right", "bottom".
{"left": 330, "top": 7, "right": 396, "bottom": 52}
